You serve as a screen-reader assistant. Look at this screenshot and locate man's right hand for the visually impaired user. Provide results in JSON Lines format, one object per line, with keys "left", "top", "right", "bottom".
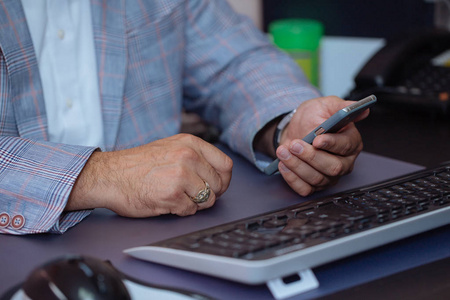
{"left": 66, "top": 134, "right": 233, "bottom": 217}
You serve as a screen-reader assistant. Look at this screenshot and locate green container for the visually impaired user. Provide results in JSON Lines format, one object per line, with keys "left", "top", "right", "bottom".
{"left": 269, "top": 19, "right": 324, "bottom": 88}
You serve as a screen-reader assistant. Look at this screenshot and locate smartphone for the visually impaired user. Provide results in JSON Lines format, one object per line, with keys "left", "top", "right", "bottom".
{"left": 263, "top": 94, "right": 377, "bottom": 175}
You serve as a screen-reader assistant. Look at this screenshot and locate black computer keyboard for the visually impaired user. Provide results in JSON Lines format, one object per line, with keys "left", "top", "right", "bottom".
{"left": 125, "top": 163, "right": 450, "bottom": 298}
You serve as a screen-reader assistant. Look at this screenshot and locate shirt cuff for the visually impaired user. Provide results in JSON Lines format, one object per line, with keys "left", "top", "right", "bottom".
{"left": 49, "top": 210, "right": 93, "bottom": 234}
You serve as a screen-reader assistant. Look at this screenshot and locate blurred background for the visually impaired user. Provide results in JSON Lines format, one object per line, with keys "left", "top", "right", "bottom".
{"left": 185, "top": 0, "right": 450, "bottom": 167}
{"left": 227, "top": 0, "right": 447, "bottom": 98}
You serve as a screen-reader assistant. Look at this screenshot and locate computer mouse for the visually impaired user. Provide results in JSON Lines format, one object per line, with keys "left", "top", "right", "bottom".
{"left": 21, "top": 254, "right": 131, "bottom": 300}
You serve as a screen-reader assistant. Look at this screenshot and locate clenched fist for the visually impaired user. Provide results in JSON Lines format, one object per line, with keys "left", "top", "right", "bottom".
{"left": 66, "top": 134, "right": 233, "bottom": 217}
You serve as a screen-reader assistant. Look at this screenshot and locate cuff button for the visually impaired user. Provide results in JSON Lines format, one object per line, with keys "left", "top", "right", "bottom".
{"left": 0, "top": 212, "right": 10, "bottom": 228}
{"left": 11, "top": 214, "right": 25, "bottom": 230}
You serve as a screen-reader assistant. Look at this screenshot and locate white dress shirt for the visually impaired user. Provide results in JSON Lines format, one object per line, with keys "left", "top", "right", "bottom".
{"left": 21, "top": 0, "right": 104, "bottom": 148}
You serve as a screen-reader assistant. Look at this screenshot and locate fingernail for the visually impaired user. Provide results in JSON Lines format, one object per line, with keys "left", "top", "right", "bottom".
{"left": 278, "top": 147, "right": 291, "bottom": 160}
{"left": 291, "top": 141, "right": 304, "bottom": 155}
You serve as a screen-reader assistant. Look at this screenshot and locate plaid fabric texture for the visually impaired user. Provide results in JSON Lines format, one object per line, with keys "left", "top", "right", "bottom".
{"left": 0, "top": 0, "right": 319, "bottom": 234}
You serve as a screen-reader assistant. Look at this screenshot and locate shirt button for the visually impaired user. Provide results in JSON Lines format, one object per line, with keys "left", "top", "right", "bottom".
{"left": 11, "top": 214, "right": 25, "bottom": 230}
{"left": 66, "top": 98, "right": 73, "bottom": 108}
{"left": 0, "top": 212, "right": 10, "bottom": 228}
{"left": 58, "top": 29, "right": 65, "bottom": 40}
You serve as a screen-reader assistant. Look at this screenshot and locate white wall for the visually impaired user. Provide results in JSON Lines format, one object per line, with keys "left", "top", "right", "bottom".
{"left": 226, "top": 0, "right": 262, "bottom": 29}
{"left": 320, "top": 37, "right": 385, "bottom": 97}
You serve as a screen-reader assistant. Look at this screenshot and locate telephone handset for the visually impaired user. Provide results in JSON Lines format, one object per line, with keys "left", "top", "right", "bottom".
{"left": 348, "top": 29, "right": 450, "bottom": 114}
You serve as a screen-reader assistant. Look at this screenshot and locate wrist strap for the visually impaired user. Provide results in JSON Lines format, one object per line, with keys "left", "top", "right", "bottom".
{"left": 273, "top": 109, "right": 296, "bottom": 151}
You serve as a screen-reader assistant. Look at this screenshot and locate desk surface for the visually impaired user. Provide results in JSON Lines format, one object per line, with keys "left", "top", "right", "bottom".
{"left": 357, "top": 105, "right": 450, "bottom": 168}
{"left": 1, "top": 147, "right": 449, "bottom": 299}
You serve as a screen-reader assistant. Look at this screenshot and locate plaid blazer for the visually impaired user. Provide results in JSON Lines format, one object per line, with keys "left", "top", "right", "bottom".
{"left": 0, "top": 0, "right": 318, "bottom": 234}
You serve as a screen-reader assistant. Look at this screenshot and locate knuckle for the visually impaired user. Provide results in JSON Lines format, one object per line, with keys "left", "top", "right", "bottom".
{"left": 170, "top": 167, "right": 190, "bottom": 183}
{"left": 309, "top": 173, "right": 325, "bottom": 186}
{"left": 175, "top": 147, "right": 199, "bottom": 161}
{"left": 327, "top": 95, "right": 340, "bottom": 101}
{"left": 304, "top": 147, "right": 317, "bottom": 162}
{"left": 329, "top": 160, "right": 344, "bottom": 176}
{"left": 173, "top": 204, "right": 196, "bottom": 216}
{"left": 341, "top": 142, "right": 352, "bottom": 154}
{"left": 177, "top": 133, "right": 197, "bottom": 142}
{"left": 165, "top": 185, "right": 183, "bottom": 200}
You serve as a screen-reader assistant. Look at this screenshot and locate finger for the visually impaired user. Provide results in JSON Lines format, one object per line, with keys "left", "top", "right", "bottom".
{"left": 199, "top": 149, "right": 233, "bottom": 195}
{"left": 186, "top": 136, "right": 233, "bottom": 196}
{"left": 191, "top": 158, "right": 224, "bottom": 198}
{"left": 148, "top": 169, "right": 200, "bottom": 217}
{"left": 313, "top": 123, "right": 363, "bottom": 156}
{"left": 186, "top": 135, "right": 232, "bottom": 172}
{"left": 276, "top": 143, "right": 332, "bottom": 187}
{"left": 184, "top": 178, "right": 216, "bottom": 209}
{"left": 278, "top": 161, "right": 316, "bottom": 196}
{"left": 298, "top": 139, "right": 351, "bottom": 177}
{"left": 186, "top": 151, "right": 229, "bottom": 199}
{"left": 281, "top": 139, "right": 353, "bottom": 178}
{"left": 167, "top": 138, "right": 228, "bottom": 199}
{"left": 149, "top": 160, "right": 214, "bottom": 216}
{"left": 151, "top": 176, "right": 199, "bottom": 216}
{"left": 172, "top": 193, "right": 199, "bottom": 216}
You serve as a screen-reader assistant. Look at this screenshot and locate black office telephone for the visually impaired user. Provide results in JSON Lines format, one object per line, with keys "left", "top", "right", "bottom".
{"left": 348, "top": 29, "right": 450, "bottom": 115}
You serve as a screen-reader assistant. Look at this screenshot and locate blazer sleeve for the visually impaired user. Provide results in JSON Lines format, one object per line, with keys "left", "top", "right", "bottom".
{"left": 181, "top": 0, "right": 321, "bottom": 168}
{"left": 0, "top": 136, "right": 97, "bottom": 235}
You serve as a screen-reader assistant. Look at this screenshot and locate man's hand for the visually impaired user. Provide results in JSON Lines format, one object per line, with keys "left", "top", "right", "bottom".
{"left": 66, "top": 134, "right": 233, "bottom": 217}
{"left": 276, "top": 96, "right": 369, "bottom": 196}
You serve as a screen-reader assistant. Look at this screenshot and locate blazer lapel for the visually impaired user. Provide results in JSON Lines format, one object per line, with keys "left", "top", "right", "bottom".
{"left": 0, "top": 0, "right": 48, "bottom": 141}
{"left": 90, "top": 0, "right": 127, "bottom": 150}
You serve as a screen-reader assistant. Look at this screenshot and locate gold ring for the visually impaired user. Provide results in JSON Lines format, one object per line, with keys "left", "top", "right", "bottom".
{"left": 191, "top": 181, "right": 211, "bottom": 204}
